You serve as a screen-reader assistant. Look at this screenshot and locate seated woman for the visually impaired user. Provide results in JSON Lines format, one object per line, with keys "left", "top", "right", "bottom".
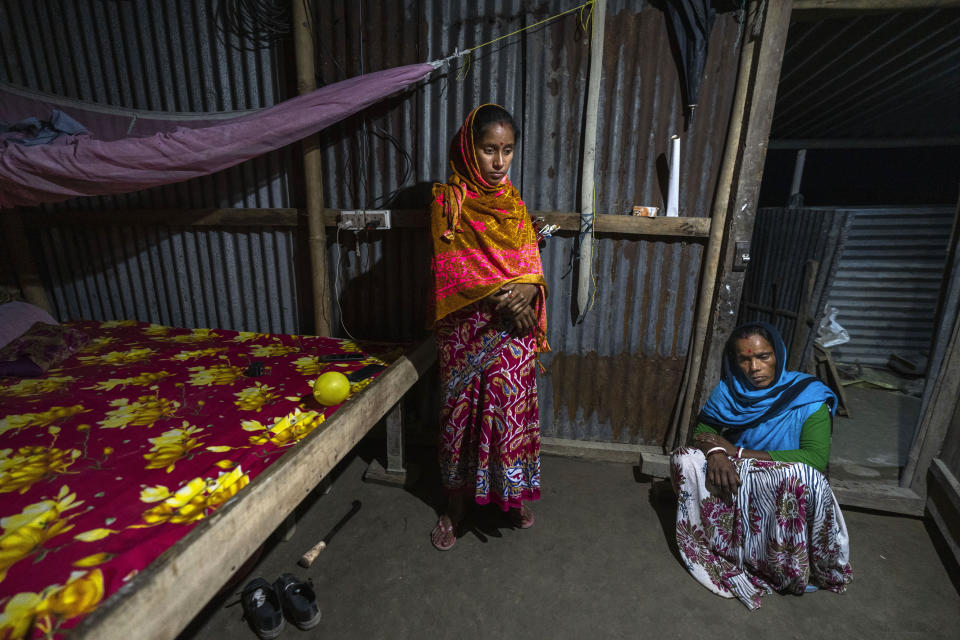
{"left": 671, "top": 322, "right": 852, "bottom": 609}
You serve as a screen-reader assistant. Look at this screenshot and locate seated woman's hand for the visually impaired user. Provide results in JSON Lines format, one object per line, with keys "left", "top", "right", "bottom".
{"left": 706, "top": 451, "right": 741, "bottom": 502}
{"left": 693, "top": 432, "right": 736, "bottom": 457}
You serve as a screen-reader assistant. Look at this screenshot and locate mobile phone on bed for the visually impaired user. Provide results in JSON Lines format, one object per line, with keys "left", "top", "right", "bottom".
{"left": 318, "top": 353, "right": 365, "bottom": 362}
{"left": 347, "top": 364, "right": 386, "bottom": 382}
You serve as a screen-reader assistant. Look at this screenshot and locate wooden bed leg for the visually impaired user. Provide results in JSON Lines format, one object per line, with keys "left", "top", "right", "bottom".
{"left": 364, "top": 401, "right": 418, "bottom": 487}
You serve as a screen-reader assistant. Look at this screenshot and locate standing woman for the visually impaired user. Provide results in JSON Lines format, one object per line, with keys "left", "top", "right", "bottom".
{"left": 428, "top": 104, "right": 548, "bottom": 551}
{"left": 671, "top": 322, "right": 852, "bottom": 608}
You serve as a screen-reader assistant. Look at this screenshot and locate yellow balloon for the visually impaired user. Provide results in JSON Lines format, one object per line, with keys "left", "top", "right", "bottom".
{"left": 313, "top": 371, "right": 351, "bottom": 406}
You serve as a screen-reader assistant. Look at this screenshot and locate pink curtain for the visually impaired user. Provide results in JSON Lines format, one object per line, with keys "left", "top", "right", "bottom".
{"left": 0, "top": 63, "right": 434, "bottom": 209}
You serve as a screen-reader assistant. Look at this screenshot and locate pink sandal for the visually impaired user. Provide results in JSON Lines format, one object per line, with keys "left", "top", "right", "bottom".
{"left": 431, "top": 517, "right": 457, "bottom": 551}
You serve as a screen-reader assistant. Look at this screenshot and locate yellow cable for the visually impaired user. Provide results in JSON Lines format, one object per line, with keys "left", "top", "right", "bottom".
{"left": 456, "top": 51, "right": 472, "bottom": 81}
{"left": 589, "top": 182, "right": 599, "bottom": 312}
{"left": 580, "top": 1, "right": 593, "bottom": 34}
{"left": 464, "top": 0, "right": 594, "bottom": 55}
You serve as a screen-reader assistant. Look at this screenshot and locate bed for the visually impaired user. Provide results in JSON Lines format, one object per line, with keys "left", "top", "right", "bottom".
{"left": 0, "top": 318, "right": 433, "bottom": 639}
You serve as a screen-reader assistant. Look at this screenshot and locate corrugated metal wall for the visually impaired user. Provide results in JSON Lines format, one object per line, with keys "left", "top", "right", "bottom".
{"left": 311, "top": 0, "right": 741, "bottom": 216}
{"left": 739, "top": 208, "right": 854, "bottom": 370}
{"left": 1, "top": 0, "right": 744, "bottom": 444}
{"left": 31, "top": 223, "right": 303, "bottom": 333}
{"left": 827, "top": 206, "right": 953, "bottom": 367}
{"left": 317, "top": 0, "right": 742, "bottom": 444}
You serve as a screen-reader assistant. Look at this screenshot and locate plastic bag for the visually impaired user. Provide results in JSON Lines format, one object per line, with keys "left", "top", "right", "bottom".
{"left": 816, "top": 306, "right": 850, "bottom": 348}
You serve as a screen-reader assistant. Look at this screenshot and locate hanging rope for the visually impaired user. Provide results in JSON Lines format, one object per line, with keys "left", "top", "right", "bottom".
{"left": 429, "top": 0, "right": 595, "bottom": 71}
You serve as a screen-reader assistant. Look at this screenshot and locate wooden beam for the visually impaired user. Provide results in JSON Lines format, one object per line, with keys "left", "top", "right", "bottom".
{"left": 1, "top": 210, "right": 52, "bottom": 312}
{"left": 903, "top": 295, "right": 960, "bottom": 493}
{"left": 325, "top": 210, "right": 710, "bottom": 238}
{"left": 930, "top": 458, "right": 960, "bottom": 519}
{"left": 21, "top": 208, "right": 301, "bottom": 228}
{"left": 537, "top": 212, "right": 709, "bottom": 238}
{"left": 903, "top": 194, "right": 960, "bottom": 494}
{"left": 830, "top": 479, "right": 924, "bottom": 516}
{"left": 693, "top": 0, "right": 795, "bottom": 427}
{"left": 793, "top": 0, "right": 960, "bottom": 9}
{"left": 540, "top": 437, "right": 659, "bottom": 465}
{"left": 928, "top": 458, "right": 960, "bottom": 566}
{"left": 770, "top": 136, "right": 960, "bottom": 149}
{"left": 293, "top": 0, "right": 331, "bottom": 336}
{"left": 638, "top": 449, "right": 673, "bottom": 479}
{"left": 72, "top": 337, "right": 436, "bottom": 640}
{"left": 787, "top": 259, "right": 818, "bottom": 371}
{"left": 21, "top": 207, "right": 709, "bottom": 239}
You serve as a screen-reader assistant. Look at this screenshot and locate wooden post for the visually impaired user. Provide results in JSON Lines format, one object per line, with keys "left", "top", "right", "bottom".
{"left": 363, "top": 400, "right": 420, "bottom": 487}
{"left": 576, "top": 0, "right": 606, "bottom": 323}
{"left": 787, "top": 259, "right": 818, "bottom": 371}
{"left": 1, "top": 210, "right": 52, "bottom": 313}
{"left": 292, "top": 0, "right": 331, "bottom": 335}
{"left": 690, "top": 0, "right": 795, "bottom": 428}
{"left": 789, "top": 148, "right": 806, "bottom": 200}
{"left": 903, "top": 315, "right": 960, "bottom": 495}
{"left": 903, "top": 194, "right": 960, "bottom": 494}
{"left": 668, "top": 0, "right": 793, "bottom": 448}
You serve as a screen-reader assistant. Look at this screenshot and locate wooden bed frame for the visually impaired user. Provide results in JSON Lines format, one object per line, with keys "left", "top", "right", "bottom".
{"left": 70, "top": 336, "right": 435, "bottom": 639}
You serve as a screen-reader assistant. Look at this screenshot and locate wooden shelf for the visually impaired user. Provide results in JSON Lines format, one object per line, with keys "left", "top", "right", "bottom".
{"left": 23, "top": 207, "right": 711, "bottom": 239}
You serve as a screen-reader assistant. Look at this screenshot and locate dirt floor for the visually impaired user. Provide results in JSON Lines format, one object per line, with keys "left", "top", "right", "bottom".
{"left": 178, "top": 437, "right": 960, "bottom": 640}
{"left": 831, "top": 378, "right": 923, "bottom": 478}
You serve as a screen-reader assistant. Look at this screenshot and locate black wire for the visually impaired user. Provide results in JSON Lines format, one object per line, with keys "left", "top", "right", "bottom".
{"left": 215, "top": 0, "right": 291, "bottom": 51}
{"left": 369, "top": 126, "right": 414, "bottom": 209}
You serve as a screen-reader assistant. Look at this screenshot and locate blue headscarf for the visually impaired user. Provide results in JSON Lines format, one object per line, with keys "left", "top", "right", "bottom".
{"left": 699, "top": 322, "right": 837, "bottom": 451}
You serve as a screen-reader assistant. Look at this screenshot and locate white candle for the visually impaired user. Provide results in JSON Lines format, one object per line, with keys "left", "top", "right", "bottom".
{"left": 666, "top": 134, "right": 680, "bottom": 217}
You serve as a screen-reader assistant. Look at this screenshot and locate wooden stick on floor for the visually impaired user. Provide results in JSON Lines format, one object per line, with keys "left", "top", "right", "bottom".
{"left": 298, "top": 500, "right": 362, "bottom": 568}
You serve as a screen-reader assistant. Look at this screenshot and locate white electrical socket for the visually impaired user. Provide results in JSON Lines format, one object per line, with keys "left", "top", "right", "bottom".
{"left": 339, "top": 210, "right": 391, "bottom": 230}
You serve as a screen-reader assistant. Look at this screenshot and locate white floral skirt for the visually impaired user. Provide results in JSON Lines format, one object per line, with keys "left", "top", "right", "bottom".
{"left": 670, "top": 447, "right": 853, "bottom": 609}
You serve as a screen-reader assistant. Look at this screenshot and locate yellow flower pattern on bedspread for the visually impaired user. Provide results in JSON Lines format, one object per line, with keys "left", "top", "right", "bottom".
{"left": 142, "top": 423, "right": 206, "bottom": 472}
{"left": 0, "top": 569, "right": 104, "bottom": 639}
{"left": 137, "top": 467, "right": 250, "bottom": 525}
{"left": 0, "top": 447, "right": 82, "bottom": 494}
{"left": 0, "top": 376, "right": 75, "bottom": 397}
{"left": 0, "top": 321, "right": 394, "bottom": 639}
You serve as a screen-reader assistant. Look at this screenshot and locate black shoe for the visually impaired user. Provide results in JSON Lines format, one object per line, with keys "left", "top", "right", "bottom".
{"left": 274, "top": 573, "right": 322, "bottom": 630}
{"left": 241, "top": 577, "right": 285, "bottom": 640}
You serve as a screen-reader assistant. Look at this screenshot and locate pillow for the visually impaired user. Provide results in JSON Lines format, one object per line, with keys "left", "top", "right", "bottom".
{"left": 0, "top": 301, "right": 58, "bottom": 349}
{"left": 0, "top": 322, "right": 88, "bottom": 377}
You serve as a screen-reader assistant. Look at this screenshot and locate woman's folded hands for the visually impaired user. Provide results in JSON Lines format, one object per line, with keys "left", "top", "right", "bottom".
{"left": 490, "top": 284, "right": 540, "bottom": 337}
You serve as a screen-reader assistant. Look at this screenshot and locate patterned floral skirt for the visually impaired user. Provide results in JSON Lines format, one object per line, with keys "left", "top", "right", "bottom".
{"left": 436, "top": 303, "right": 541, "bottom": 511}
{"left": 670, "top": 447, "right": 852, "bottom": 609}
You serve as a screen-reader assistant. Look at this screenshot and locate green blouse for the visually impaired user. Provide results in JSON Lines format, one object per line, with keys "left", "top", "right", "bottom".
{"left": 693, "top": 403, "right": 831, "bottom": 473}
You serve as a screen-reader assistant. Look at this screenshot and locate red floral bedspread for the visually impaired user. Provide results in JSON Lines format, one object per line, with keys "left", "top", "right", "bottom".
{"left": 0, "top": 321, "right": 392, "bottom": 639}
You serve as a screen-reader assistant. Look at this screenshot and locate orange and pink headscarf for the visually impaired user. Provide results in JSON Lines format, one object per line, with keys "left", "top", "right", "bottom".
{"left": 429, "top": 104, "right": 548, "bottom": 351}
